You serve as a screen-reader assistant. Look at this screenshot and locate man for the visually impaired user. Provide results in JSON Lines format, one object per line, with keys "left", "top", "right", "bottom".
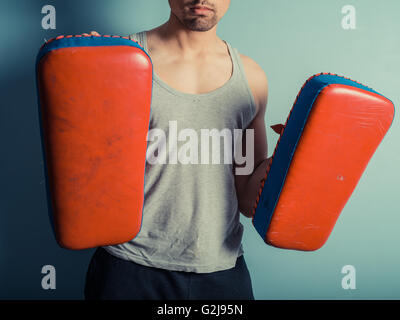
{"left": 84, "top": 0, "right": 271, "bottom": 300}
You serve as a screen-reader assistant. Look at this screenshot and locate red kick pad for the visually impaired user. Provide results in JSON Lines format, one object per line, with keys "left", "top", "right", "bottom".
{"left": 35, "top": 35, "right": 153, "bottom": 249}
{"left": 252, "top": 73, "right": 395, "bottom": 251}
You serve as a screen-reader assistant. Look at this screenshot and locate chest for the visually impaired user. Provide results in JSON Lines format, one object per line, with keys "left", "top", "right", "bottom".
{"left": 151, "top": 52, "right": 233, "bottom": 95}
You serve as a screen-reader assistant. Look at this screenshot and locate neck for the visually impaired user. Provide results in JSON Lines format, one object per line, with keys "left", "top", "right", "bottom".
{"left": 154, "top": 12, "right": 221, "bottom": 53}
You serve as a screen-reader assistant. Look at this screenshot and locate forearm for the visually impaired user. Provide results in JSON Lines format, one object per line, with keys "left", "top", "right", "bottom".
{"left": 236, "top": 157, "right": 271, "bottom": 218}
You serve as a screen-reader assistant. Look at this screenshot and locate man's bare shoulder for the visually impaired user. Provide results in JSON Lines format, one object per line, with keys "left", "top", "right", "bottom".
{"left": 239, "top": 53, "right": 269, "bottom": 114}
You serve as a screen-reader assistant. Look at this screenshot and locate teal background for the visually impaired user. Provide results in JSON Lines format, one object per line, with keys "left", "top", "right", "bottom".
{"left": 0, "top": 0, "right": 399, "bottom": 299}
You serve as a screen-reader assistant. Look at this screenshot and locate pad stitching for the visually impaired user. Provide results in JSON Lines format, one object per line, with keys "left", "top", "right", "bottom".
{"left": 39, "top": 33, "right": 142, "bottom": 51}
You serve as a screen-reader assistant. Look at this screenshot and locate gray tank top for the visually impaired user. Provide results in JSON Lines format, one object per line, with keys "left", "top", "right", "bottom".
{"left": 104, "top": 31, "right": 257, "bottom": 273}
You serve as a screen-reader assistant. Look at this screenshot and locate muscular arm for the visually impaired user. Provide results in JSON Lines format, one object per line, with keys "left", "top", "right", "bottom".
{"left": 234, "top": 54, "right": 271, "bottom": 218}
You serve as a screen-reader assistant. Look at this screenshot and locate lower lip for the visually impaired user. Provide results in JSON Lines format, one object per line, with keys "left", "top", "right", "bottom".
{"left": 191, "top": 7, "right": 212, "bottom": 15}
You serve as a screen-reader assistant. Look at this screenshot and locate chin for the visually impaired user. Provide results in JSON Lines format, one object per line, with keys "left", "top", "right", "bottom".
{"left": 183, "top": 18, "right": 218, "bottom": 31}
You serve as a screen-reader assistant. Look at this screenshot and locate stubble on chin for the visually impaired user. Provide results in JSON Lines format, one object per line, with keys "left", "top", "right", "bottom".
{"left": 182, "top": 13, "right": 218, "bottom": 32}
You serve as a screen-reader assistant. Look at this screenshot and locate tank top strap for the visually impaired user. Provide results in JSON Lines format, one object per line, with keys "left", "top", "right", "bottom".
{"left": 129, "top": 32, "right": 147, "bottom": 50}
{"left": 224, "top": 41, "right": 240, "bottom": 74}
{"left": 224, "top": 40, "right": 257, "bottom": 114}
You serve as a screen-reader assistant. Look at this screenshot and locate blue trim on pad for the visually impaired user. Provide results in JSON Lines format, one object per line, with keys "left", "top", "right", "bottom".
{"left": 36, "top": 36, "right": 147, "bottom": 65}
{"left": 252, "top": 73, "right": 392, "bottom": 240}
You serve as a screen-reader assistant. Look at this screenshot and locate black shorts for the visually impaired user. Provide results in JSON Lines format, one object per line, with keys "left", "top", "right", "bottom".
{"left": 84, "top": 247, "right": 254, "bottom": 300}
